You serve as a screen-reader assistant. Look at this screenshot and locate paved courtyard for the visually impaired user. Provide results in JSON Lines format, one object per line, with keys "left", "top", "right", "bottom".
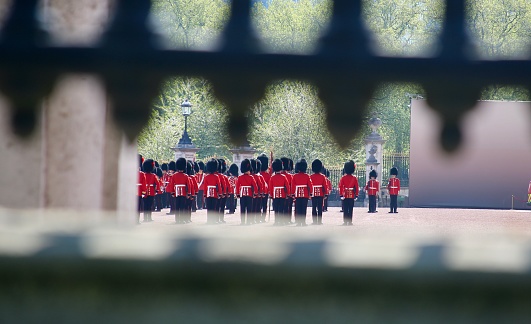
{"left": 139, "top": 206, "right": 531, "bottom": 238}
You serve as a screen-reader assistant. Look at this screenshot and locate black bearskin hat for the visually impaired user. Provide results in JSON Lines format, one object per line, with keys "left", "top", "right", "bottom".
{"left": 325, "top": 169, "right": 330, "bottom": 178}
{"left": 176, "top": 158, "right": 187, "bottom": 171}
{"left": 343, "top": 160, "right": 355, "bottom": 175}
{"left": 228, "top": 163, "right": 239, "bottom": 176}
{"left": 240, "top": 159, "right": 252, "bottom": 173}
{"left": 138, "top": 154, "right": 143, "bottom": 169}
{"left": 369, "top": 169, "right": 377, "bottom": 178}
{"left": 256, "top": 159, "right": 262, "bottom": 174}
{"left": 218, "top": 159, "right": 227, "bottom": 174}
{"left": 154, "top": 161, "right": 159, "bottom": 168}
{"left": 198, "top": 161, "right": 205, "bottom": 171}
{"left": 142, "top": 159, "right": 154, "bottom": 173}
{"left": 294, "top": 161, "right": 300, "bottom": 173}
{"left": 288, "top": 159, "right": 294, "bottom": 171}
{"left": 186, "top": 160, "right": 194, "bottom": 176}
{"left": 390, "top": 167, "right": 398, "bottom": 176}
{"left": 193, "top": 161, "right": 200, "bottom": 173}
{"left": 250, "top": 159, "right": 258, "bottom": 174}
{"left": 311, "top": 159, "right": 323, "bottom": 173}
{"left": 257, "top": 154, "right": 269, "bottom": 172}
{"left": 280, "top": 157, "right": 289, "bottom": 171}
{"left": 272, "top": 159, "right": 283, "bottom": 172}
{"left": 297, "top": 159, "right": 307, "bottom": 173}
{"left": 168, "top": 161, "right": 176, "bottom": 172}
{"left": 206, "top": 158, "right": 218, "bottom": 174}
{"left": 161, "top": 163, "right": 168, "bottom": 171}
{"left": 155, "top": 167, "right": 163, "bottom": 178}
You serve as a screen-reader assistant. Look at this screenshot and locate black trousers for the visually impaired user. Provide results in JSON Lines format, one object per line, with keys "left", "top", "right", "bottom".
{"left": 155, "top": 194, "right": 162, "bottom": 211}
{"left": 294, "top": 198, "right": 308, "bottom": 224}
{"left": 323, "top": 196, "right": 328, "bottom": 211}
{"left": 311, "top": 196, "right": 324, "bottom": 224}
{"left": 137, "top": 196, "right": 143, "bottom": 213}
{"left": 284, "top": 198, "right": 293, "bottom": 223}
{"left": 343, "top": 198, "right": 354, "bottom": 222}
{"left": 368, "top": 195, "right": 377, "bottom": 212}
{"left": 162, "top": 192, "right": 169, "bottom": 208}
{"left": 143, "top": 196, "right": 154, "bottom": 219}
{"left": 205, "top": 197, "right": 218, "bottom": 223}
{"left": 261, "top": 195, "right": 269, "bottom": 214}
{"left": 170, "top": 195, "right": 176, "bottom": 215}
{"left": 273, "top": 198, "right": 284, "bottom": 223}
{"left": 175, "top": 196, "right": 187, "bottom": 223}
{"left": 197, "top": 190, "right": 204, "bottom": 209}
{"left": 390, "top": 195, "right": 398, "bottom": 212}
{"left": 240, "top": 196, "right": 253, "bottom": 224}
{"left": 228, "top": 194, "right": 236, "bottom": 213}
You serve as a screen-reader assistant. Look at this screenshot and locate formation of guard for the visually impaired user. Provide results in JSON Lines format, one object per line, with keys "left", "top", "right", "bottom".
{"left": 136, "top": 153, "right": 402, "bottom": 226}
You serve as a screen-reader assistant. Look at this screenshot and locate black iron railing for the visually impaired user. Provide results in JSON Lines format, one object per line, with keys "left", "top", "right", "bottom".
{"left": 0, "top": 0, "right": 529, "bottom": 152}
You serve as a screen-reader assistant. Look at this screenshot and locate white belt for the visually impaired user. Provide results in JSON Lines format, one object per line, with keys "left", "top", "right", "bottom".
{"left": 273, "top": 186, "right": 284, "bottom": 198}
{"left": 240, "top": 186, "right": 252, "bottom": 196}
{"left": 295, "top": 185, "right": 306, "bottom": 198}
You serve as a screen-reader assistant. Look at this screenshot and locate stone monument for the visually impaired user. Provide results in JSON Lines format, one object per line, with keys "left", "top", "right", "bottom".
{"left": 364, "top": 116, "right": 386, "bottom": 207}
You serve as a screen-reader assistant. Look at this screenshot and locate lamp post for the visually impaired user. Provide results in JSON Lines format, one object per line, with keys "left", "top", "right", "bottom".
{"left": 179, "top": 99, "right": 192, "bottom": 145}
{"left": 172, "top": 99, "right": 199, "bottom": 160}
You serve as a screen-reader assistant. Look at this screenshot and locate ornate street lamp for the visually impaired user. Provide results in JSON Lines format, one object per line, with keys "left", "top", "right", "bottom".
{"left": 179, "top": 99, "right": 193, "bottom": 145}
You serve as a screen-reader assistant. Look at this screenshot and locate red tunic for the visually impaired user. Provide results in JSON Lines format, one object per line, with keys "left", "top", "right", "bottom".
{"left": 144, "top": 173, "right": 158, "bottom": 197}
{"left": 195, "top": 172, "right": 205, "bottom": 191}
{"left": 268, "top": 173, "right": 289, "bottom": 198}
{"left": 310, "top": 173, "right": 327, "bottom": 197}
{"left": 365, "top": 179, "right": 380, "bottom": 196}
{"left": 339, "top": 174, "right": 359, "bottom": 199}
{"left": 137, "top": 171, "right": 146, "bottom": 197}
{"left": 189, "top": 175, "right": 199, "bottom": 196}
{"left": 325, "top": 177, "right": 332, "bottom": 195}
{"left": 291, "top": 172, "right": 313, "bottom": 199}
{"left": 162, "top": 173, "right": 171, "bottom": 193}
{"left": 387, "top": 177, "right": 400, "bottom": 195}
{"left": 167, "top": 171, "right": 190, "bottom": 197}
{"left": 203, "top": 173, "right": 222, "bottom": 198}
{"left": 236, "top": 174, "right": 258, "bottom": 197}
{"left": 259, "top": 171, "right": 271, "bottom": 193}
{"left": 228, "top": 176, "right": 237, "bottom": 194}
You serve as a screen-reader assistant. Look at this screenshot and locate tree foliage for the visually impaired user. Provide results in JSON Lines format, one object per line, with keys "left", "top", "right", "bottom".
{"left": 140, "top": 0, "right": 531, "bottom": 164}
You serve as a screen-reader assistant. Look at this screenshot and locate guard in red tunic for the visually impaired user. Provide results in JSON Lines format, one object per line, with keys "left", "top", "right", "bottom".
{"left": 196, "top": 161, "right": 206, "bottom": 210}
{"left": 215, "top": 159, "right": 229, "bottom": 223}
{"left": 250, "top": 159, "right": 263, "bottom": 223}
{"left": 227, "top": 163, "right": 239, "bottom": 214}
{"left": 387, "top": 167, "right": 401, "bottom": 213}
{"left": 185, "top": 160, "right": 198, "bottom": 223}
{"left": 365, "top": 169, "right": 380, "bottom": 213}
{"left": 137, "top": 155, "right": 146, "bottom": 224}
{"left": 338, "top": 160, "right": 359, "bottom": 226}
{"left": 161, "top": 163, "right": 170, "bottom": 209}
{"left": 310, "top": 159, "right": 327, "bottom": 225}
{"left": 203, "top": 159, "right": 222, "bottom": 224}
{"left": 167, "top": 158, "right": 190, "bottom": 224}
{"left": 142, "top": 159, "right": 159, "bottom": 223}
{"left": 166, "top": 161, "right": 177, "bottom": 215}
{"left": 291, "top": 159, "right": 313, "bottom": 227}
{"left": 237, "top": 159, "right": 258, "bottom": 225}
{"left": 257, "top": 154, "right": 271, "bottom": 217}
{"left": 269, "top": 159, "right": 289, "bottom": 225}
{"left": 280, "top": 157, "right": 293, "bottom": 223}
{"left": 155, "top": 167, "right": 164, "bottom": 211}
{"left": 323, "top": 169, "right": 332, "bottom": 212}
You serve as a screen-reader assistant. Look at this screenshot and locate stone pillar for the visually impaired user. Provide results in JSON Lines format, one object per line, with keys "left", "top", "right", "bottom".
{"left": 0, "top": 95, "right": 43, "bottom": 209}
{"left": 364, "top": 117, "right": 386, "bottom": 207}
{"left": 0, "top": 0, "right": 138, "bottom": 218}
{"left": 229, "top": 140, "right": 257, "bottom": 167}
{"left": 172, "top": 130, "right": 200, "bottom": 161}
